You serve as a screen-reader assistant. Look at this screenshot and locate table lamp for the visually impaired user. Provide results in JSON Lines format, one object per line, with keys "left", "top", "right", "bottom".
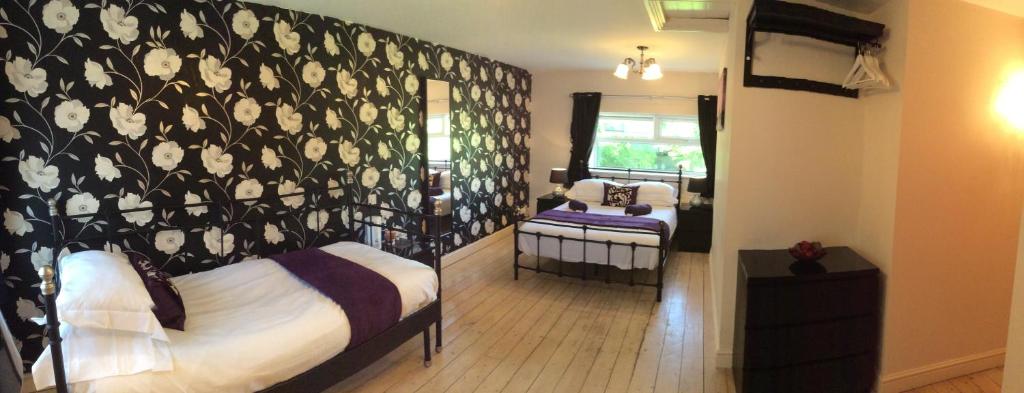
{"left": 549, "top": 168, "right": 568, "bottom": 197}
{"left": 687, "top": 177, "right": 706, "bottom": 206}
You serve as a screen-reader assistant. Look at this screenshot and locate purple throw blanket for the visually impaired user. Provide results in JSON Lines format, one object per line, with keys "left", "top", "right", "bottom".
{"left": 533, "top": 209, "right": 670, "bottom": 246}
{"left": 270, "top": 248, "right": 402, "bottom": 348}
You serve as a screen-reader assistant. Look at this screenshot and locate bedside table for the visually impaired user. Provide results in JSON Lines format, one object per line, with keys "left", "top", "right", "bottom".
{"left": 676, "top": 204, "right": 712, "bottom": 253}
{"left": 536, "top": 193, "right": 568, "bottom": 214}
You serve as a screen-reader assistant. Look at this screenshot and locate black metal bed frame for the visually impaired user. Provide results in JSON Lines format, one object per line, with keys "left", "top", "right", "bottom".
{"left": 427, "top": 159, "right": 451, "bottom": 172}
{"left": 512, "top": 164, "right": 685, "bottom": 302}
{"left": 36, "top": 173, "right": 444, "bottom": 393}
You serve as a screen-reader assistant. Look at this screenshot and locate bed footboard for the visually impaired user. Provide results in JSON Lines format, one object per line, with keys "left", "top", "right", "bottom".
{"left": 512, "top": 215, "right": 670, "bottom": 302}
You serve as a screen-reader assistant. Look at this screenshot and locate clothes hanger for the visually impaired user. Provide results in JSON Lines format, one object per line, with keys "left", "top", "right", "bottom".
{"left": 843, "top": 44, "right": 869, "bottom": 89}
{"left": 844, "top": 43, "right": 891, "bottom": 90}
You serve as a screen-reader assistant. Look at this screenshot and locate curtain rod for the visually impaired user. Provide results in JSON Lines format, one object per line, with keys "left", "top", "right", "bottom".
{"left": 568, "top": 94, "right": 699, "bottom": 100}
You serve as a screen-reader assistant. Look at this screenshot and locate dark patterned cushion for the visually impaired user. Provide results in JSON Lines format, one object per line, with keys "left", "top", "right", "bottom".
{"left": 602, "top": 184, "right": 638, "bottom": 207}
{"left": 624, "top": 203, "right": 652, "bottom": 216}
{"left": 428, "top": 186, "right": 444, "bottom": 196}
{"left": 429, "top": 172, "right": 441, "bottom": 187}
{"left": 127, "top": 252, "right": 186, "bottom": 331}
{"left": 568, "top": 199, "right": 588, "bottom": 212}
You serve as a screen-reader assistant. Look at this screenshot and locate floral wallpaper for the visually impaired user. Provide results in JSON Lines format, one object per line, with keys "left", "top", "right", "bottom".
{"left": 0, "top": 0, "right": 531, "bottom": 367}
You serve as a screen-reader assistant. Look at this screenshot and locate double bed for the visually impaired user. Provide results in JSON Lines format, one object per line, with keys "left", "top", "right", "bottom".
{"left": 516, "top": 202, "right": 677, "bottom": 270}
{"left": 427, "top": 160, "right": 453, "bottom": 217}
{"left": 514, "top": 167, "right": 685, "bottom": 301}
{"left": 32, "top": 179, "right": 445, "bottom": 393}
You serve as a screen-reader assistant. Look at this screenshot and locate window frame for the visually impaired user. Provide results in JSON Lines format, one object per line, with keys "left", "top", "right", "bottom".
{"left": 426, "top": 113, "right": 451, "bottom": 136}
{"left": 426, "top": 113, "right": 452, "bottom": 161}
{"left": 589, "top": 112, "right": 706, "bottom": 176}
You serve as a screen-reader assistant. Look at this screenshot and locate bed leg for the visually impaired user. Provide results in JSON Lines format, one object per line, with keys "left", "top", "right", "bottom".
{"left": 513, "top": 227, "right": 520, "bottom": 280}
{"left": 435, "top": 320, "right": 443, "bottom": 353}
{"left": 423, "top": 328, "right": 432, "bottom": 367}
{"left": 656, "top": 256, "right": 664, "bottom": 303}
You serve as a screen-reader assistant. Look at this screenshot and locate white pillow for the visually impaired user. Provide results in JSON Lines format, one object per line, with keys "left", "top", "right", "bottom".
{"left": 565, "top": 178, "right": 620, "bottom": 202}
{"left": 628, "top": 181, "right": 679, "bottom": 207}
{"left": 440, "top": 170, "right": 452, "bottom": 190}
{"left": 57, "top": 251, "right": 168, "bottom": 341}
{"left": 31, "top": 325, "right": 172, "bottom": 387}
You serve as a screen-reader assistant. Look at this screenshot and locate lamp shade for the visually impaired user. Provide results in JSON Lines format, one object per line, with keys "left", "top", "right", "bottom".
{"left": 613, "top": 63, "right": 630, "bottom": 79}
{"left": 642, "top": 63, "right": 663, "bottom": 80}
{"left": 549, "top": 168, "right": 568, "bottom": 184}
{"left": 687, "top": 177, "right": 707, "bottom": 194}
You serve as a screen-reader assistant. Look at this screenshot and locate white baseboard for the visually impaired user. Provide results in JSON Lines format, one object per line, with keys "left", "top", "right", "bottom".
{"left": 879, "top": 348, "right": 1005, "bottom": 393}
{"left": 440, "top": 226, "right": 513, "bottom": 268}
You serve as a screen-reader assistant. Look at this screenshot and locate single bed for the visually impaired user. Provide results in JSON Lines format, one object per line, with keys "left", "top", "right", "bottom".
{"left": 36, "top": 242, "right": 437, "bottom": 393}
{"left": 33, "top": 178, "right": 445, "bottom": 393}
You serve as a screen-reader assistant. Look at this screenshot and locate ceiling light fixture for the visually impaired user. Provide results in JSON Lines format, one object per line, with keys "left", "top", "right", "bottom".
{"left": 614, "top": 45, "right": 663, "bottom": 80}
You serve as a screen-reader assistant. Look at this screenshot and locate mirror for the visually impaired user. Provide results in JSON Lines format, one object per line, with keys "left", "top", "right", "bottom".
{"left": 424, "top": 79, "right": 453, "bottom": 241}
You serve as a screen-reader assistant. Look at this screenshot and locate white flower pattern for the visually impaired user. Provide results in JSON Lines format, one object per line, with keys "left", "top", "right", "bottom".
{"left": 0, "top": 1, "right": 531, "bottom": 363}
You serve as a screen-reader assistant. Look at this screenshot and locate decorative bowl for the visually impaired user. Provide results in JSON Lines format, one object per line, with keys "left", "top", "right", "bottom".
{"left": 788, "top": 241, "right": 826, "bottom": 262}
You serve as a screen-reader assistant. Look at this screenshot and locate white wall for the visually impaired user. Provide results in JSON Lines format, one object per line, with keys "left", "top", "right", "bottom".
{"left": 710, "top": 0, "right": 867, "bottom": 364}
{"left": 854, "top": 0, "right": 907, "bottom": 377}
{"left": 1005, "top": 209, "right": 1024, "bottom": 391}
{"left": 528, "top": 70, "right": 719, "bottom": 212}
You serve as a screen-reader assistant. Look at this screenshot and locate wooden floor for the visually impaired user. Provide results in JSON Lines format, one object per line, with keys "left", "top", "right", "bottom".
{"left": 904, "top": 368, "right": 1004, "bottom": 393}
{"left": 327, "top": 234, "right": 736, "bottom": 393}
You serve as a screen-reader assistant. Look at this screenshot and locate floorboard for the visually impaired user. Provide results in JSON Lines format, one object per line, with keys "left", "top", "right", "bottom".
{"left": 327, "top": 235, "right": 731, "bottom": 393}
{"left": 905, "top": 368, "right": 1004, "bottom": 393}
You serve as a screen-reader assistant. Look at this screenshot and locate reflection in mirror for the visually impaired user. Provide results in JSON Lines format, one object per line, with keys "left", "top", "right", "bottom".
{"left": 425, "top": 79, "right": 453, "bottom": 244}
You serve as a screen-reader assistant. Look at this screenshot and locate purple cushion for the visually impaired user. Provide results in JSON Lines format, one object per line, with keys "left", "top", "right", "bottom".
{"left": 428, "top": 186, "right": 444, "bottom": 196}
{"left": 625, "top": 203, "right": 652, "bottom": 216}
{"left": 127, "top": 252, "right": 186, "bottom": 331}
{"left": 602, "top": 183, "right": 638, "bottom": 207}
{"left": 429, "top": 172, "right": 441, "bottom": 187}
{"left": 568, "top": 199, "right": 588, "bottom": 212}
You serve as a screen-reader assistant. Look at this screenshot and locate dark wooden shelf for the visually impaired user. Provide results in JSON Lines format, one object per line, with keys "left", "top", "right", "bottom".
{"left": 743, "top": 0, "right": 885, "bottom": 98}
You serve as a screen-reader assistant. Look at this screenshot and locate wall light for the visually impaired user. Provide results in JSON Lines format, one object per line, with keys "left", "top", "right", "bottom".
{"left": 996, "top": 71, "right": 1024, "bottom": 130}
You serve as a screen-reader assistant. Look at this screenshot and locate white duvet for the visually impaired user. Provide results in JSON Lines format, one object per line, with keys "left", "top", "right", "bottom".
{"left": 57, "top": 241, "right": 438, "bottom": 393}
{"left": 517, "top": 203, "right": 677, "bottom": 270}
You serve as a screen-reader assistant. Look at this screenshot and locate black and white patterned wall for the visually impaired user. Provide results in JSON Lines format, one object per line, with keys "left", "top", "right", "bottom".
{"left": 0, "top": 0, "right": 531, "bottom": 366}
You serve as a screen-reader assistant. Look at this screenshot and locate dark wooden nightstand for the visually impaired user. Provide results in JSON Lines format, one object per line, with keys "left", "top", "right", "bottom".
{"left": 733, "top": 247, "right": 881, "bottom": 393}
{"left": 676, "top": 204, "right": 713, "bottom": 253}
{"left": 536, "top": 192, "right": 568, "bottom": 214}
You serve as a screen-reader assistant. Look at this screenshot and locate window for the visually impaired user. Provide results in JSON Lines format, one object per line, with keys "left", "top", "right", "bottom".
{"left": 590, "top": 113, "right": 706, "bottom": 174}
{"left": 426, "top": 113, "right": 451, "bottom": 161}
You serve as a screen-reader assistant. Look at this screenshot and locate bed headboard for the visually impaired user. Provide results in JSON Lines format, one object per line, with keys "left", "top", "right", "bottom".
{"left": 580, "top": 161, "right": 686, "bottom": 206}
{"left": 427, "top": 160, "right": 452, "bottom": 172}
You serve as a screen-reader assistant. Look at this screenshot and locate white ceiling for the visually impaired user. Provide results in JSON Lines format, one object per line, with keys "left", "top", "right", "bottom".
{"left": 962, "top": 0, "right": 1024, "bottom": 17}
{"left": 245, "top": 0, "right": 728, "bottom": 73}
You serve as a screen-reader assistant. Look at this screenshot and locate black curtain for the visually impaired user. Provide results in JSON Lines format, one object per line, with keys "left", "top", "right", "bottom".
{"left": 697, "top": 95, "right": 718, "bottom": 198}
{"left": 567, "top": 92, "right": 602, "bottom": 183}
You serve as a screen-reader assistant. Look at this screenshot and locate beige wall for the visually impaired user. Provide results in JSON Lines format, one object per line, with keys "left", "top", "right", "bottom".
{"left": 427, "top": 79, "right": 450, "bottom": 116}
{"left": 712, "top": 0, "right": 1024, "bottom": 388}
{"left": 884, "top": 0, "right": 1024, "bottom": 378}
{"left": 528, "top": 70, "right": 719, "bottom": 210}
